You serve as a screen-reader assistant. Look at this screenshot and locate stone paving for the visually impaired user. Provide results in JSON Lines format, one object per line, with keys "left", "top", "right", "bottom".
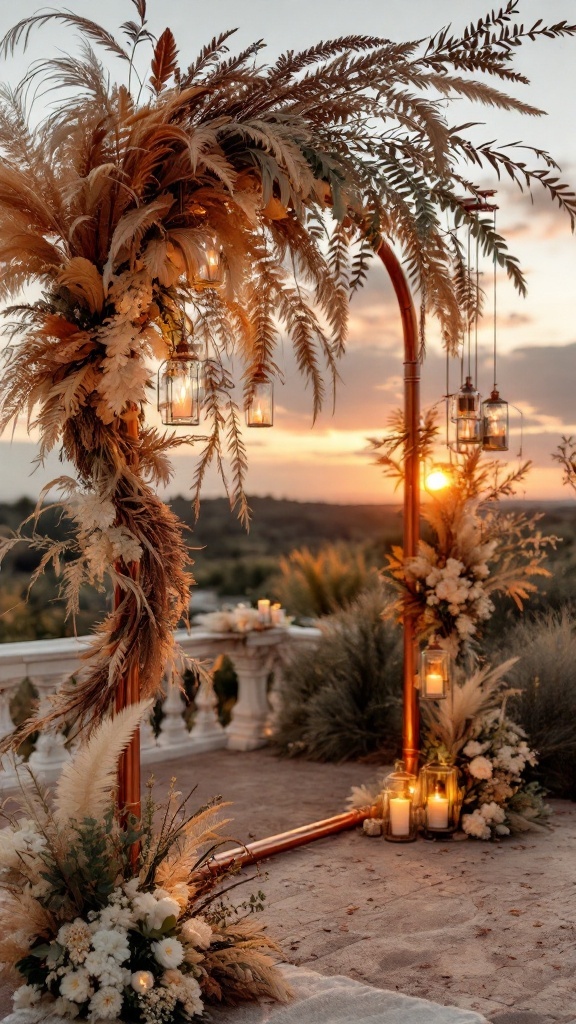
{"left": 2, "top": 747, "right": 576, "bottom": 1023}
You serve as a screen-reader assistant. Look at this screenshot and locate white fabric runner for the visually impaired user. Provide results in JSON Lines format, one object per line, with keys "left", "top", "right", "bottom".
{"left": 1, "top": 966, "right": 489, "bottom": 1024}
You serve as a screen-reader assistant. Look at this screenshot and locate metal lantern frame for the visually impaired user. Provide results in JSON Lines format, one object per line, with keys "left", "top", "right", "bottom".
{"left": 418, "top": 760, "right": 461, "bottom": 838}
{"left": 382, "top": 760, "right": 418, "bottom": 843}
{"left": 419, "top": 640, "right": 450, "bottom": 700}
{"left": 450, "top": 374, "right": 481, "bottom": 423}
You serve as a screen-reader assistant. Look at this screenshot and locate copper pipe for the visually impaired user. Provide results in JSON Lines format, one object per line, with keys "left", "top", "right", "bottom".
{"left": 204, "top": 808, "right": 374, "bottom": 873}
{"left": 377, "top": 241, "right": 421, "bottom": 777}
{"left": 115, "top": 412, "right": 141, "bottom": 867}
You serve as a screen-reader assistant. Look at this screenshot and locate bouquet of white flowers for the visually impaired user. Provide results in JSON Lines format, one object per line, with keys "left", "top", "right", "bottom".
{"left": 0, "top": 705, "right": 290, "bottom": 1022}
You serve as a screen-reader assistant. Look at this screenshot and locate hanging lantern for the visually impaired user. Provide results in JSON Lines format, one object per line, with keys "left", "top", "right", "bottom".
{"left": 158, "top": 336, "right": 202, "bottom": 426}
{"left": 382, "top": 761, "right": 418, "bottom": 843}
{"left": 246, "top": 373, "right": 274, "bottom": 427}
{"left": 450, "top": 375, "right": 481, "bottom": 422}
{"left": 195, "top": 237, "right": 224, "bottom": 288}
{"left": 482, "top": 389, "right": 509, "bottom": 452}
{"left": 419, "top": 640, "right": 450, "bottom": 700}
{"left": 418, "top": 761, "right": 460, "bottom": 837}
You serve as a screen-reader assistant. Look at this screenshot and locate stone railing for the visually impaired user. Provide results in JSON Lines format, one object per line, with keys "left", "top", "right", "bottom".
{"left": 0, "top": 625, "right": 321, "bottom": 788}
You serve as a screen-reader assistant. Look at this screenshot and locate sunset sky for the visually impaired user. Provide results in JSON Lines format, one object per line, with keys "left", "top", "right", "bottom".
{"left": 0, "top": 0, "right": 575, "bottom": 506}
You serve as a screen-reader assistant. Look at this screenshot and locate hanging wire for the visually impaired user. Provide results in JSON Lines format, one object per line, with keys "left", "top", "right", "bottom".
{"left": 492, "top": 208, "right": 498, "bottom": 391}
{"left": 474, "top": 230, "right": 480, "bottom": 388}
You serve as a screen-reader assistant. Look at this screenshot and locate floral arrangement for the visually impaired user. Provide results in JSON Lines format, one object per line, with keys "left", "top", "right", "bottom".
{"left": 0, "top": 706, "right": 290, "bottom": 1022}
{"left": 421, "top": 659, "right": 550, "bottom": 839}
{"left": 384, "top": 450, "right": 557, "bottom": 657}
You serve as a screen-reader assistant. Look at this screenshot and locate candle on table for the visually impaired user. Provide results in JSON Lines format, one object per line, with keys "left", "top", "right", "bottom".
{"left": 425, "top": 671, "right": 444, "bottom": 697}
{"left": 257, "top": 599, "right": 271, "bottom": 625}
{"left": 389, "top": 796, "right": 411, "bottom": 837}
{"left": 271, "top": 603, "right": 285, "bottom": 626}
{"left": 426, "top": 791, "right": 449, "bottom": 830}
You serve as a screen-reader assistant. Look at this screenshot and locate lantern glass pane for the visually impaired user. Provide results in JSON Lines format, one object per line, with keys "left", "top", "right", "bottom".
{"left": 246, "top": 380, "right": 273, "bottom": 427}
{"left": 482, "top": 397, "right": 509, "bottom": 451}
{"left": 196, "top": 241, "right": 224, "bottom": 287}
{"left": 418, "top": 761, "right": 460, "bottom": 836}
{"left": 419, "top": 645, "right": 450, "bottom": 700}
{"left": 158, "top": 359, "right": 200, "bottom": 425}
{"left": 455, "top": 416, "right": 482, "bottom": 452}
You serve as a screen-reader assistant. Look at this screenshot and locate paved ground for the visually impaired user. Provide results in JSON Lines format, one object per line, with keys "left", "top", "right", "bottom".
{"left": 2, "top": 748, "right": 576, "bottom": 1023}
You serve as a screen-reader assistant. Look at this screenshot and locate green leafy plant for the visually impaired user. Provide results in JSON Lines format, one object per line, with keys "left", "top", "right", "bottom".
{"left": 273, "top": 589, "right": 402, "bottom": 761}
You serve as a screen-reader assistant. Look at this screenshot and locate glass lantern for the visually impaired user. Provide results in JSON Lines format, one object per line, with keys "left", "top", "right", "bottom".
{"left": 246, "top": 374, "right": 274, "bottom": 427}
{"left": 419, "top": 761, "right": 460, "bottom": 838}
{"left": 195, "top": 237, "right": 224, "bottom": 288}
{"left": 419, "top": 641, "right": 450, "bottom": 700}
{"left": 482, "top": 389, "right": 509, "bottom": 452}
{"left": 450, "top": 375, "right": 481, "bottom": 422}
{"left": 158, "top": 338, "right": 202, "bottom": 426}
{"left": 455, "top": 415, "right": 482, "bottom": 452}
{"left": 382, "top": 760, "right": 418, "bottom": 843}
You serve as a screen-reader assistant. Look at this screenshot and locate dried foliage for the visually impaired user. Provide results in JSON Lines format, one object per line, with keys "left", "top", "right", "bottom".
{"left": 0, "top": 1, "right": 574, "bottom": 734}
{"left": 552, "top": 435, "right": 576, "bottom": 494}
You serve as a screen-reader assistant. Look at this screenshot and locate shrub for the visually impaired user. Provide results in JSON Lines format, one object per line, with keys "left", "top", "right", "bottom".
{"left": 489, "top": 607, "right": 576, "bottom": 798}
{"left": 273, "top": 589, "right": 402, "bottom": 761}
{"left": 271, "top": 543, "right": 380, "bottom": 619}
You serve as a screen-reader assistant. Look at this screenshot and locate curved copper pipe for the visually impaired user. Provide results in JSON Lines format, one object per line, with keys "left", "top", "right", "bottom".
{"left": 377, "top": 241, "right": 421, "bottom": 777}
{"left": 204, "top": 807, "right": 375, "bottom": 873}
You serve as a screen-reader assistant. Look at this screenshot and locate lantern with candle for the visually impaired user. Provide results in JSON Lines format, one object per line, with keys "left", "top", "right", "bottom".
{"left": 246, "top": 370, "right": 274, "bottom": 427}
{"left": 158, "top": 327, "right": 203, "bottom": 426}
{"left": 382, "top": 760, "right": 417, "bottom": 843}
{"left": 419, "top": 639, "right": 450, "bottom": 700}
{"left": 194, "top": 236, "right": 225, "bottom": 288}
{"left": 482, "top": 389, "right": 509, "bottom": 452}
{"left": 419, "top": 760, "right": 460, "bottom": 837}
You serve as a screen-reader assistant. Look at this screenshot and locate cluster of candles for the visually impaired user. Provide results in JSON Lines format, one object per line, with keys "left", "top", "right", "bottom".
{"left": 383, "top": 761, "right": 457, "bottom": 843}
{"left": 257, "top": 599, "right": 286, "bottom": 627}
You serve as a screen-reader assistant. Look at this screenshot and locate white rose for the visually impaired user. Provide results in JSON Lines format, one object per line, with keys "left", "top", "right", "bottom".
{"left": 468, "top": 756, "right": 493, "bottom": 780}
{"left": 150, "top": 896, "right": 181, "bottom": 931}
{"left": 180, "top": 916, "right": 213, "bottom": 950}
{"left": 152, "top": 937, "right": 185, "bottom": 969}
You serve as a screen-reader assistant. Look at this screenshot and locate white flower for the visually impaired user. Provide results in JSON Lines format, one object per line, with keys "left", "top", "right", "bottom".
{"left": 479, "top": 801, "right": 506, "bottom": 824}
{"left": 495, "top": 823, "right": 511, "bottom": 836}
{"left": 97, "top": 902, "right": 135, "bottom": 931}
{"left": 462, "top": 811, "right": 491, "bottom": 840}
{"left": 456, "top": 614, "right": 476, "bottom": 636}
{"left": 163, "top": 970, "right": 204, "bottom": 1017}
{"left": 123, "top": 877, "right": 142, "bottom": 899}
{"left": 88, "top": 986, "right": 123, "bottom": 1020}
{"left": 58, "top": 919, "right": 92, "bottom": 964}
{"left": 152, "top": 937, "right": 185, "bottom": 969}
{"left": 53, "top": 997, "right": 81, "bottom": 1018}
{"left": 132, "top": 891, "right": 158, "bottom": 921}
{"left": 468, "top": 755, "right": 493, "bottom": 780}
{"left": 463, "top": 740, "right": 488, "bottom": 757}
{"left": 91, "top": 929, "right": 130, "bottom": 963}
{"left": 180, "top": 916, "right": 213, "bottom": 949}
{"left": 149, "top": 896, "right": 181, "bottom": 931}
{"left": 60, "top": 968, "right": 92, "bottom": 1003}
{"left": 13, "top": 984, "right": 41, "bottom": 1009}
{"left": 84, "top": 952, "right": 126, "bottom": 987}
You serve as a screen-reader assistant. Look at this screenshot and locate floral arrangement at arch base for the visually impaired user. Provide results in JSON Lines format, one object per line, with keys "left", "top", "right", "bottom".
{"left": 0, "top": 705, "right": 290, "bottom": 1023}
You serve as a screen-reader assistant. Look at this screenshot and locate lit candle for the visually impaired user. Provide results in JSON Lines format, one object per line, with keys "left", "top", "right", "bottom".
{"left": 252, "top": 403, "right": 263, "bottom": 424}
{"left": 257, "top": 599, "right": 271, "bottom": 625}
{"left": 131, "top": 970, "right": 154, "bottom": 994}
{"left": 271, "top": 603, "right": 285, "bottom": 626}
{"left": 425, "top": 671, "right": 444, "bottom": 697}
{"left": 171, "top": 379, "right": 192, "bottom": 419}
{"left": 426, "top": 791, "right": 449, "bottom": 830}
{"left": 389, "top": 796, "right": 411, "bottom": 837}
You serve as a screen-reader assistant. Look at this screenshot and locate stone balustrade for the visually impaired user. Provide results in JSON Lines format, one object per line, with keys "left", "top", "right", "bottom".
{"left": 0, "top": 625, "right": 321, "bottom": 788}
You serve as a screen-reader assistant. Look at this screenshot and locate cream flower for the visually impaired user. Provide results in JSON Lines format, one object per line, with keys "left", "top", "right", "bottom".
{"left": 463, "top": 740, "right": 488, "bottom": 757}
{"left": 91, "top": 929, "right": 130, "bottom": 963}
{"left": 152, "top": 937, "right": 185, "bottom": 969}
{"left": 468, "top": 755, "right": 493, "bottom": 780}
{"left": 12, "top": 984, "right": 41, "bottom": 1009}
{"left": 149, "top": 896, "right": 181, "bottom": 931}
{"left": 461, "top": 811, "right": 491, "bottom": 840}
{"left": 479, "top": 801, "right": 506, "bottom": 824}
{"left": 180, "top": 916, "right": 213, "bottom": 950}
{"left": 60, "top": 968, "right": 92, "bottom": 1003}
{"left": 88, "top": 985, "right": 123, "bottom": 1020}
